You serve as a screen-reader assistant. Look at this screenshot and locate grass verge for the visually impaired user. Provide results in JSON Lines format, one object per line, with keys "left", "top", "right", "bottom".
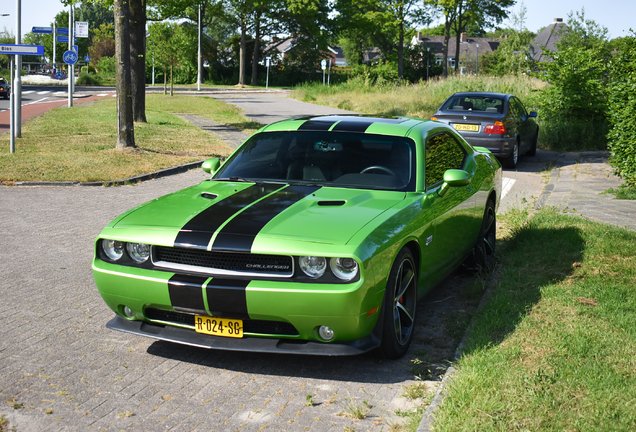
{"left": 433, "top": 207, "right": 636, "bottom": 431}
{"left": 603, "top": 186, "right": 636, "bottom": 200}
{"left": 0, "top": 94, "right": 259, "bottom": 182}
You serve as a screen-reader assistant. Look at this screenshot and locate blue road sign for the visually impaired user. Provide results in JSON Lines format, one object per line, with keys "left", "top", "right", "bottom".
{"left": 84, "top": 55, "right": 91, "bottom": 62}
{"left": 32, "top": 27, "right": 53, "bottom": 34}
{"left": 57, "top": 27, "right": 69, "bottom": 35}
{"left": 63, "top": 50, "right": 78, "bottom": 65}
{"left": 56, "top": 36, "right": 78, "bottom": 44}
{"left": 0, "top": 44, "right": 45, "bottom": 55}
{"left": 55, "top": 71, "right": 65, "bottom": 80}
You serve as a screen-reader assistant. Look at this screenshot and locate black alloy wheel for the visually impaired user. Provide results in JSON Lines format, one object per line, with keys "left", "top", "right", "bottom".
{"left": 376, "top": 248, "right": 417, "bottom": 359}
{"left": 474, "top": 199, "right": 496, "bottom": 270}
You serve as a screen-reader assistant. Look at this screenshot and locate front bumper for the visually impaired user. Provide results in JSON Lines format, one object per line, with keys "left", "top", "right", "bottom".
{"left": 108, "top": 315, "right": 381, "bottom": 356}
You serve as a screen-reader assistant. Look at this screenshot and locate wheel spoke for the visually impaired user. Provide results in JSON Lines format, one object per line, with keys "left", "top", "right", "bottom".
{"left": 397, "top": 302, "right": 414, "bottom": 325}
{"left": 483, "top": 237, "right": 494, "bottom": 255}
{"left": 396, "top": 267, "right": 414, "bottom": 300}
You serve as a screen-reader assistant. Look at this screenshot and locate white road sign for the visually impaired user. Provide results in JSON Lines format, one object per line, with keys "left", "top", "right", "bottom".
{"left": 75, "top": 21, "right": 89, "bottom": 38}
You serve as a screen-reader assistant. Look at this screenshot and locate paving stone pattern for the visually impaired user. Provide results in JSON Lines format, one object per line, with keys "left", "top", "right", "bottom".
{"left": 0, "top": 170, "right": 430, "bottom": 431}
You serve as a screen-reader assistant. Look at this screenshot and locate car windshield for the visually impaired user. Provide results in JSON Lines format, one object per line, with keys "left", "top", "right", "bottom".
{"left": 441, "top": 95, "right": 504, "bottom": 114}
{"left": 213, "top": 131, "right": 416, "bottom": 191}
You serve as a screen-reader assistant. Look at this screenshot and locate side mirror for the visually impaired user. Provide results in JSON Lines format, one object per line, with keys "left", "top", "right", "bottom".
{"left": 201, "top": 158, "right": 221, "bottom": 174}
{"left": 529, "top": 111, "right": 538, "bottom": 118}
{"left": 438, "top": 169, "right": 470, "bottom": 197}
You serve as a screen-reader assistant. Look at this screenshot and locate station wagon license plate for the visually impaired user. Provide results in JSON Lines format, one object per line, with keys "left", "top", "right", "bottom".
{"left": 195, "top": 316, "right": 243, "bottom": 338}
{"left": 453, "top": 124, "right": 479, "bottom": 132}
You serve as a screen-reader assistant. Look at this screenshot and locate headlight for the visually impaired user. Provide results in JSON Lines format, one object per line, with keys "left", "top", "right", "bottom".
{"left": 330, "top": 257, "right": 359, "bottom": 281}
{"left": 299, "top": 256, "right": 327, "bottom": 278}
{"left": 101, "top": 239, "right": 124, "bottom": 261}
{"left": 127, "top": 243, "right": 150, "bottom": 263}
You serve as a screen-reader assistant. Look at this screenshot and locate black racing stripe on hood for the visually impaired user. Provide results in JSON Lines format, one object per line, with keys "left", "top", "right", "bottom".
{"left": 298, "top": 120, "right": 336, "bottom": 131}
{"left": 175, "top": 184, "right": 281, "bottom": 250}
{"left": 205, "top": 278, "right": 250, "bottom": 319}
{"left": 212, "top": 185, "right": 320, "bottom": 252}
{"left": 168, "top": 274, "right": 208, "bottom": 314}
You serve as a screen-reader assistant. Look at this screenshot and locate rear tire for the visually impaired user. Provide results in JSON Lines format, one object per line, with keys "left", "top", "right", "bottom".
{"left": 503, "top": 141, "right": 519, "bottom": 169}
{"left": 527, "top": 132, "right": 538, "bottom": 157}
{"left": 473, "top": 199, "right": 496, "bottom": 271}
{"left": 375, "top": 248, "right": 417, "bottom": 359}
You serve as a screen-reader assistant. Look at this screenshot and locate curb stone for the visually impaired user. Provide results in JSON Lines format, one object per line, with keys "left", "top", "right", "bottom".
{"left": 416, "top": 163, "right": 558, "bottom": 432}
{"left": 1, "top": 160, "right": 207, "bottom": 187}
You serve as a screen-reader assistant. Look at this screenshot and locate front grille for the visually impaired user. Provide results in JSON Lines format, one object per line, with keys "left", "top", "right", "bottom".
{"left": 153, "top": 246, "right": 293, "bottom": 277}
{"left": 145, "top": 308, "right": 299, "bottom": 336}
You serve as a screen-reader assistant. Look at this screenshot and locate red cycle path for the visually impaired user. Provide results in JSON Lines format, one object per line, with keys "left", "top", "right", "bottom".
{"left": 0, "top": 93, "right": 115, "bottom": 135}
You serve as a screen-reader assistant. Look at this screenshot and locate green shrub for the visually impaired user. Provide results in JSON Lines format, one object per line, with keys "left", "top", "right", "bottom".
{"left": 75, "top": 73, "right": 103, "bottom": 85}
{"left": 607, "top": 33, "right": 636, "bottom": 188}
{"left": 97, "top": 56, "right": 115, "bottom": 77}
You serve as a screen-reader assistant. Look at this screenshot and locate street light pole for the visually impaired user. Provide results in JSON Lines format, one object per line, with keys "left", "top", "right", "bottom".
{"left": 197, "top": 3, "right": 201, "bottom": 91}
{"left": 15, "top": 0, "right": 21, "bottom": 137}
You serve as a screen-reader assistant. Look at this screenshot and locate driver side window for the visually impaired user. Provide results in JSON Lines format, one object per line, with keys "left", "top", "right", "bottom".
{"left": 425, "top": 133, "right": 466, "bottom": 188}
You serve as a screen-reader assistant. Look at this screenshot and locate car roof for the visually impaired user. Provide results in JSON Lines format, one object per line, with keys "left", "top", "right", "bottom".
{"left": 449, "top": 91, "right": 512, "bottom": 99}
{"left": 258, "top": 114, "right": 432, "bottom": 137}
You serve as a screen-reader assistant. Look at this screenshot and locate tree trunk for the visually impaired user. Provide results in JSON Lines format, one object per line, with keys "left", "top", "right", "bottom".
{"left": 114, "top": 0, "right": 135, "bottom": 149}
{"left": 454, "top": 2, "right": 464, "bottom": 74}
{"left": 442, "top": 17, "right": 451, "bottom": 78}
{"left": 129, "top": 0, "right": 147, "bottom": 122}
{"left": 398, "top": 16, "right": 404, "bottom": 79}
{"left": 239, "top": 22, "right": 246, "bottom": 85}
{"left": 251, "top": 12, "right": 261, "bottom": 86}
{"left": 163, "top": 65, "right": 167, "bottom": 95}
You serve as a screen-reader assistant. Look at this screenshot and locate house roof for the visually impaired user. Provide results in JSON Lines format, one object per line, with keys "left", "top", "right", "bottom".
{"left": 411, "top": 33, "right": 500, "bottom": 59}
{"left": 264, "top": 38, "right": 296, "bottom": 54}
{"left": 530, "top": 18, "right": 569, "bottom": 62}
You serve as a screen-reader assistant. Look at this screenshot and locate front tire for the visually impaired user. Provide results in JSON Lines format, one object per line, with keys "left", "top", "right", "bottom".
{"left": 527, "top": 131, "right": 538, "bottom": 157}
{"left": 375, "top": 248, "right": 417, "bottom": 359}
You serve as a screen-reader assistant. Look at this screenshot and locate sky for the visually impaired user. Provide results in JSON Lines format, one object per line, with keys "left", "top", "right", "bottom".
{"left": 1, "top": 0, "right": 634, "bottom": 42}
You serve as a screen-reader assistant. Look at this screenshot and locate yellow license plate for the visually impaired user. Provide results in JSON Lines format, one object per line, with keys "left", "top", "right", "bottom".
{"left": 194, "top": 316, "right": 243, "bottom": 338}
{"left": 453, "top": 124, "right": 479, "bottom": 132}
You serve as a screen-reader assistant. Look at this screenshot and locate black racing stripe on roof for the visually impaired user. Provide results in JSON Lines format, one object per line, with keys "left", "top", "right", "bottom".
{"left": 297, "top": 120, "right": 336, "bottom": 131}
{"left": 212, "top": 185, "right": 320, "bottom": 253}
{"left": 168, "top": 274, "right": 208, "bottom": 314}
{"left": 174, "top": 184, "right": 281, "bottom": 250}
{"left": 205, "top": 278, "right": 250, "bottom": 319}
{"left": 331, "top": 117, "right": 409, "bottom": 132}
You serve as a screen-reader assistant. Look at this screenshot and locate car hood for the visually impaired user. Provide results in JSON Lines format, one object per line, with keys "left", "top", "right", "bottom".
{"left": 111, "top": 180, "right": 405, "bottom": 250}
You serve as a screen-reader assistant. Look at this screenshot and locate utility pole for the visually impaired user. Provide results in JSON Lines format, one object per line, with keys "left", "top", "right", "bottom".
{"left": 197, "top": 3, "right": 201, "bottom": 91}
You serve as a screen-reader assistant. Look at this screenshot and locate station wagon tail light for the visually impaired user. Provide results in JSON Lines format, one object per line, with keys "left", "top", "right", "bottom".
{"left": 431, "top": 116, "right": 438, "bottom": 121}
{"left": 485, "top": 121, "right": 506, "bottom": 134}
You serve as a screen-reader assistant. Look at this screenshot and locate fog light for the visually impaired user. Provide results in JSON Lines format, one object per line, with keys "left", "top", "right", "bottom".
{"left": 123, "top": 306, "right": 134, "bottom": 318}
{"left": 318, "top": 325, "right": 334, "bottom": 341}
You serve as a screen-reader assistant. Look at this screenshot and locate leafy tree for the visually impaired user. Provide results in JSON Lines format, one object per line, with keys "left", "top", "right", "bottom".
{"left": 607, "top": 33, "right": 636, "bottom": 188}
{"left": 88, "top": 23, "right": 115, "bottom": 70}
{"left": 335, "top": 0, "right": 432, "bottom": 78}
{"left": 537, "top": 10, "right": 612, "bottom": 123}
{"left": 148, "top": 22, "right": 193, "bottom": 94}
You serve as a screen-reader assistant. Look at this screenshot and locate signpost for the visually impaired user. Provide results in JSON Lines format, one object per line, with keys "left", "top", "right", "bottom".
{"left": 75, "top": 21, "right": 88, "bottom": 38}
{"left": 2, "top": 44, "right": 44, "bottom": 153}
{"left": 0, "top": 44, "right": 44, "bottom": 55}
{"left": 32, "top": 26, "right": 52, "bottom": 34}
{"left": 56, "top": 36, "right": 77, "bottom": 44}
{"left": 265, "top": 56, "right": 271, "bottom": 90}
{"left": 321, "top": 59, "right": 327, "bottom": 85}
{"left": 84, "top": 55, "right": 91, "bottom": 63}
{"left": 63, "top": 50, "right": 78, "bottom": 65}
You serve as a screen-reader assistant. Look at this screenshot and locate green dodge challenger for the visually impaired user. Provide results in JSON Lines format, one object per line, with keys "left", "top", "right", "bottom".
{"left": 93, "top": 115, "right": 502, "bottom": 359}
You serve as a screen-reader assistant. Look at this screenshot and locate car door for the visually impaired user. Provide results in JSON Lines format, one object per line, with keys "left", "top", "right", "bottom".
{"left": 422, "top": 132, "right": 477, "bottom": 279}
{"left": 511, "top": 97, "right": 534, "bottom": 151}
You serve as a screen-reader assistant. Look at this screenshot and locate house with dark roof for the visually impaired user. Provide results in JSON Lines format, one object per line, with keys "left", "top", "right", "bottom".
{"left": 530, "top": 18, "right": 569, "bottom": 62}
{"left": 410, "top": 32, "right": 501, "bottom": 70}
